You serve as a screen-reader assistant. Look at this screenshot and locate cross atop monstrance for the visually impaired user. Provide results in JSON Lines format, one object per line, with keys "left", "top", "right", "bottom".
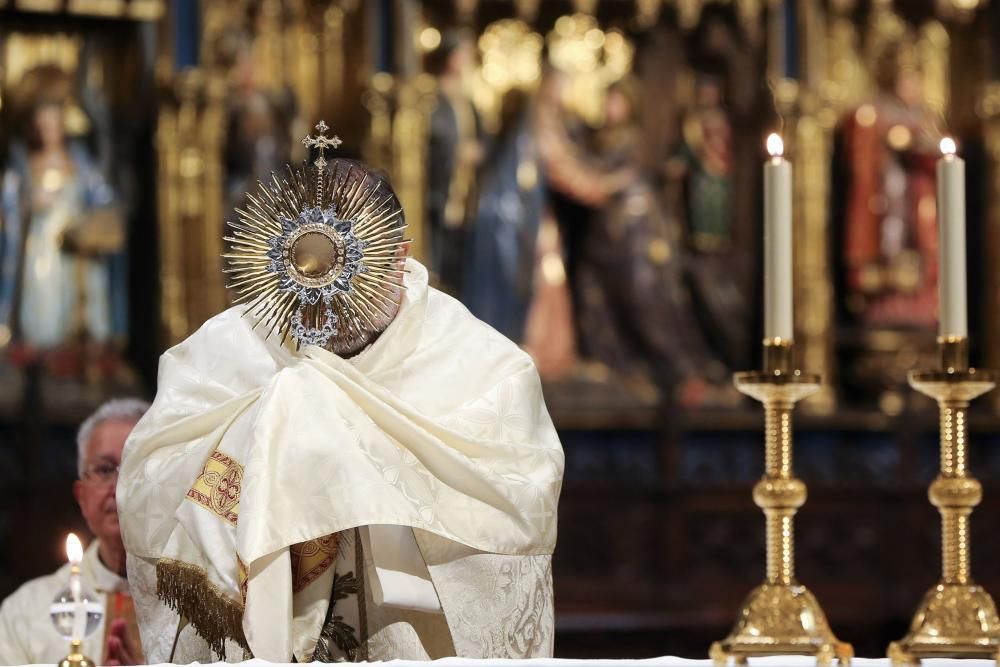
{"left": 302, "top": 120, "right": 342, "bottom": 170}
{"left": 302, "top": 120, "right": 342, "bottom": 203}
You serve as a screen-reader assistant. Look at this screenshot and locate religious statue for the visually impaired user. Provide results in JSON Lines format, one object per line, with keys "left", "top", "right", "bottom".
{"left": 118, "top": 122, "right": 562, "bottom": 661}
{"left": 673, "top": 74, "right": 733, "bottom": 252}
{"left": 462, "top": 88, "right": 544, "bottom": 343}
{"left": 838, "top": 43, "right": 940, "bottom": 329}
{"left": 666, "top": 7, "right": 763, "bottom": 375}
{"left": 463, "top": 72, "right": 578, "bottom": 382}
{"left": 0, "top": 67, "right": 126, "bottom": 371}
{"left": 574, "top": 79, "right": 731, "bottom": 405}
{"left": 425, "top": 29, "right": 483, "bottom": 295}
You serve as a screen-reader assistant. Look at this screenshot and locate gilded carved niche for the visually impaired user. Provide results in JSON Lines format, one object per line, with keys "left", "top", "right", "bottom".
{"left": 818, "top": 1, "right": 977, "bottom": 413}
{"left": 156, "top": 0, "right": 367, "bottom": 347}
{"left": 0, "top": 12, "right": 158, "bottom": 413}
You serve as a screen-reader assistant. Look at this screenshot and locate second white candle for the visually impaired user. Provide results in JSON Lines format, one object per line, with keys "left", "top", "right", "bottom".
{"left": 937, "top": 137, "right": 967, "bottom": 338}
{"left": 764, "top": 133, "right": 794, "bottom": 342}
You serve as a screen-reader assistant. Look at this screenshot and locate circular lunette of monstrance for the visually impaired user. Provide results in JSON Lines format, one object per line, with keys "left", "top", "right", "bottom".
{"left": 224, "top": 159, "right": 408, "bottom": 355}
{"left": 285, "top": 224, "right": 347, "bottom": 284}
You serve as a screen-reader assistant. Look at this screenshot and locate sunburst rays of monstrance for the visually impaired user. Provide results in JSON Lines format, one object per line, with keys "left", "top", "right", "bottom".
{"left": 223, "top": 121, "right": 408, "bottom": 355}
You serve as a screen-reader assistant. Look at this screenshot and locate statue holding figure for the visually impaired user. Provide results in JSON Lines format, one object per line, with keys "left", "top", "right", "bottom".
{"left": 575, "top": 78, "right": 732, "bottom": 406}
{"left": 666, "top": 7, "right": 764, "bottom": 376}
{"left": 838, "top": 42, "right": 941, "bottom": 329}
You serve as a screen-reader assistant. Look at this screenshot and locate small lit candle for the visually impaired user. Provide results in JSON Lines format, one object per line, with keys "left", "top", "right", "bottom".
{"left": 66, "top": 534, "right": 86, "bottom": 642}
{"left": 764, "top": 133, "right": 794, "bottom": 341}
{"left": 937, "top": 137, "right": 967, "bottom": 338}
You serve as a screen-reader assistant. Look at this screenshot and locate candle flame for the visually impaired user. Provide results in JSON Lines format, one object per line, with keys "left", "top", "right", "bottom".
{"left": 766, "top": 133, "right": 784, "bottom": 158}
{"left": 940, "top": 137, "right": 957, "bottom": 156}
{"left": 66, "top": 533, "right": 83, "bottom": 564}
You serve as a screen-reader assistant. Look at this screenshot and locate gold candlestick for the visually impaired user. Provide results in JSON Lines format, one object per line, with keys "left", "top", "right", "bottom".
{"left": 888, "top": 336, "right": 1000, "bottom": 664}
{"left": 710, "top": 339, "right": 852, "bottom": 666}
{"left": 58, "top": 639, "right": 94, "bottom": 667}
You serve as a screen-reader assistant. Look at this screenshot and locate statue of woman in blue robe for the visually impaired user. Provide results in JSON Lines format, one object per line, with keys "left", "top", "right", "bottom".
{"left": 0, "top": 98, "right": 124, "bottom": 351}
{"left": 462, "top": 89, "right": 544, "bottom": 342}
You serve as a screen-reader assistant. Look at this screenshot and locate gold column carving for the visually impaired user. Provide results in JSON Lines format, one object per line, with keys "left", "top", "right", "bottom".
{"left": 824, "top": 2, "right": 867, "bottom": 109}
{"left": 156, "top": 71, "right": 227, "bottom": 347}
{"left": 765, "top": 0, "right": 786, "bottom": 85}
{"left": 156, "top": 75, "right": 190, "bottom": 345}
{"left": 2, "top": 33, "right": 82, "bottom": 88}
{"left": 157, "top": 1, "right": 368, "bottom": 345}
{"left": 790, "top": 1, "right": 838, "bottom": 413}
{"left": 363, "top": 73, "right": 395, "bottom": 176}
{"left": 792, "top": 90, "right": 837, "bottom": 414}
{"left": 917, "top": 21, "right": 949, "bottom": 120}
{"left": 287, "top": 1, "right": 320, "bottom": 125}
{"left": 392, "top": 73, "right": 436, "bottom": 264}
{"left": 471, "top": 19, "right": 543, "bottom": 133}
{"left": 201, "top": 76, "right": 227, "bottom": 319}
{"left": 322, "top": 1, "right": 360, "bottom": 117}
{"left": 982, "top": 83, "right": 1000, "bottom": 407}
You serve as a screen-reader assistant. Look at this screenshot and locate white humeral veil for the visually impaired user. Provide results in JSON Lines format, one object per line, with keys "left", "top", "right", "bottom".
{"left": 117, "top": 259, "right": 564, "bottom": 661}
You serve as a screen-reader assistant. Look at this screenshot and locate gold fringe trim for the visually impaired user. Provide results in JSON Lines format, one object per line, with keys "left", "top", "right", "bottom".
{"left": 156, "top": 558, "right": 251, "bottom": 658}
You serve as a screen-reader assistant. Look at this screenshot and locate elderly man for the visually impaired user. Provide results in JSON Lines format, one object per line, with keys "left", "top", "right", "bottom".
{"left": 0, "top": 398, "right": 149, "bottom": 666}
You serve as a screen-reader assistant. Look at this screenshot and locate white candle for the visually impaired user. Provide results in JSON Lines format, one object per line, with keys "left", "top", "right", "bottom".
{"left": 764, "top": 133, "right": 794, "bottom": 341}
{"left": 937, "top": 137, "right": 967, "bottom": 338}
{"left": 66, "top": 534, "right": 86, "bottom": 642}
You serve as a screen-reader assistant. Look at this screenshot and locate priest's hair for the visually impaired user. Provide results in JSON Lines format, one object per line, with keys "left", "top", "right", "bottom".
{"left": 77, "top": 398, "right": 150, "bottom": 477}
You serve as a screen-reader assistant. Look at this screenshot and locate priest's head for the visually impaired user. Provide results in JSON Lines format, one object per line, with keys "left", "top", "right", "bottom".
{"left": 74, "top": 398, "right": 149, "bottom": 572}
{"left": 226, "top": 151, "right": 408, "bottom": 356}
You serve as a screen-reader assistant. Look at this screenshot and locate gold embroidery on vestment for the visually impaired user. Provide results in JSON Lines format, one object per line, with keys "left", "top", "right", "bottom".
{"left": 290, "top": 533, "right": 340, "bottom": 593}
{"left": 185, "top": 450, "right": 243, "bottom": 525}
{"left": 237, "top": 556, "right": 249, "bottom": 604}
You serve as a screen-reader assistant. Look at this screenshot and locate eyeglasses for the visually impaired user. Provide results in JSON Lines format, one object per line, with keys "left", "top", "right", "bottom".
{"left": 82, "top": 462, "right": 120, "bottom": 485}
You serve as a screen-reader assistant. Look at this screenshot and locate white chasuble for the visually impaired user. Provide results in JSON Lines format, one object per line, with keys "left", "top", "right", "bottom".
{"left": 117, "top": 259, "right": 564, "bottom": 661}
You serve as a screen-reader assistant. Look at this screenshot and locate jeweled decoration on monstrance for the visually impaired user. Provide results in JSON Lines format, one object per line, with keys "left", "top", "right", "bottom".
{"left": 224, "top": 121, "right": 407, "bottom": 354}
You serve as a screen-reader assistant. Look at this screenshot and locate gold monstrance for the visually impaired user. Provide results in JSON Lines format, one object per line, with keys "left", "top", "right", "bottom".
{"left": 223, "top": 120, "right": 408, "bottom": 355}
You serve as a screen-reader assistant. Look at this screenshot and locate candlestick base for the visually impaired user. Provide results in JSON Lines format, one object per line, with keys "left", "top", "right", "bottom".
{"left": 58, "top": 640, "right": 94, "bottom": 667}
{"left": 888, "top": 584, "right": 1000, "bottom": 665}
{"left": 710, "top": 583, "right": 852, "bottom": 666}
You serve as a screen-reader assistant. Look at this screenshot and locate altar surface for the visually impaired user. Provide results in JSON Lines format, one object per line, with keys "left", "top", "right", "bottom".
{"left": 22, "top": 659, "right": 996, "bottom": 667}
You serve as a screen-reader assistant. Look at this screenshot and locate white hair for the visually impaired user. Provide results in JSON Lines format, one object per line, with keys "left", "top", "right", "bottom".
{"left": 77, "top": 398, "right": 150, "bottom": 477}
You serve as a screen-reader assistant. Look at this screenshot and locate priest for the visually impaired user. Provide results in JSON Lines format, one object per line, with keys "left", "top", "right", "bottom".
{"left": 117, "top": 122, "right": 564, "bottom": 662}
{"left": 0, "top": 398, "right": 148, "bottom": 666}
